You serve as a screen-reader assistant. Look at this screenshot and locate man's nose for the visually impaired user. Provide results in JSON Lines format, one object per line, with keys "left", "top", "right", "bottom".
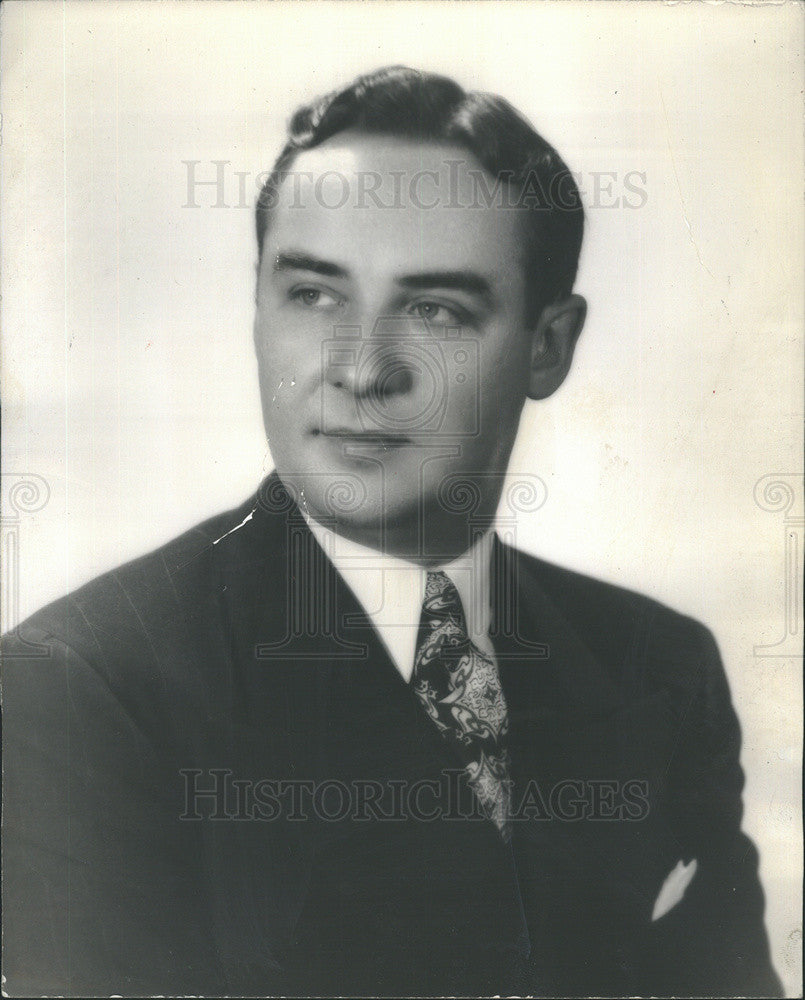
{"left": 325, "top": 317, "right": 418, "bottom": 399}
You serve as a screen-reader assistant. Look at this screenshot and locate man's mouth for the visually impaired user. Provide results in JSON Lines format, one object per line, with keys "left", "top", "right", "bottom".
{"left": 313, "top": 428, "right": 414, "bottom": 449}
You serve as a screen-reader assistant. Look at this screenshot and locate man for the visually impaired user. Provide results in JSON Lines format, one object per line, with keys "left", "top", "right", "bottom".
{"left": 2, "top": 66, "right": 781, "bottom": 997}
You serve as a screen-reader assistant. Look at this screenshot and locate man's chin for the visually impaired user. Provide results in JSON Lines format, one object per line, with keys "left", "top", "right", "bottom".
{"left": 304, "top": 493, "right": 419, "bottom": 536}
{"left": 275, "top": 474, "right": 421, "bottom": 546}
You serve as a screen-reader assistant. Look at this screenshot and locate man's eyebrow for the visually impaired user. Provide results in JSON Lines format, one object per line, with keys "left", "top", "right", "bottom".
{"left": 396, "top": 271, "right": 493, "bottom": 300}
{"left": 273, "top": 251, "right": 350, "bottom": 280}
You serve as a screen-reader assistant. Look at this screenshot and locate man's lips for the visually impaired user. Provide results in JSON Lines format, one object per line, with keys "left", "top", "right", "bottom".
{"left": 313, "top": 428, "right": 413, "bottom": 447}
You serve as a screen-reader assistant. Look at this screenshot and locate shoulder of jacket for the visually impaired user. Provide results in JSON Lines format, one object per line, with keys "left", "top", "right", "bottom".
{"left": 507, "top": 543, "right": 714, "bottom": 653}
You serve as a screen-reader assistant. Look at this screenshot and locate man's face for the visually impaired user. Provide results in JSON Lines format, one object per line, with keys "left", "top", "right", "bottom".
{"left": 254, "top": 133, "right": 536, "bottom": 555}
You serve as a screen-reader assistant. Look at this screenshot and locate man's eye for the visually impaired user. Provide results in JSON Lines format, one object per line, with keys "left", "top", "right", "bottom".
{"left": 409, "top": 301, "right": 464, "bottom": 325}
{"left": 290, "top": 287, "right": 342, "bottom": 310}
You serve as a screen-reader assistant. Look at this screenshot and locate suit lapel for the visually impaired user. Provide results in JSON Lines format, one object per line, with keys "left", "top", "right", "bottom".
{"left": 492, "top": 537, "right": 624, "bottom": 730}
{"left": 194, "top": 477, "right": 476, "bottom": 983}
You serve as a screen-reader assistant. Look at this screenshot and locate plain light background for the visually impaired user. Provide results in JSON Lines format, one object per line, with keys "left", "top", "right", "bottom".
{"left": 2, "top": 2, "right": 802, "bottom": 993}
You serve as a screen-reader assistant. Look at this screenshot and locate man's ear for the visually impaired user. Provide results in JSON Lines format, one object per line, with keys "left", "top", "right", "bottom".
{"left": 526, "top": 294, "right": 587, "bottom": 400}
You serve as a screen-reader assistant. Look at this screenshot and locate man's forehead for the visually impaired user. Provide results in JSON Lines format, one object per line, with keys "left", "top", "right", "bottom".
{"left": 267, "top": 132, "right": 526, "bottom": 279}
{"left": 282, "top": 131, "right": 488, "bottom": 198}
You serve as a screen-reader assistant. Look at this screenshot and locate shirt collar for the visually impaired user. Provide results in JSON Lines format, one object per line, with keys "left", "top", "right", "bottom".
{"left": 304, "top": 514, "right": 495, "bottom": 682}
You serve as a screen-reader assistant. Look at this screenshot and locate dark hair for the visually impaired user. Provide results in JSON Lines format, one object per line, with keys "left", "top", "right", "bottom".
{"left": 256, "top": 66, "right": 584, "bottom": 319}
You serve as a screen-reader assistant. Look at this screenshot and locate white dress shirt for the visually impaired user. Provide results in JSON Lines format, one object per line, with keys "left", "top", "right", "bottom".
{"left": 305, "top": 515, "right": 497, "bottom": 682}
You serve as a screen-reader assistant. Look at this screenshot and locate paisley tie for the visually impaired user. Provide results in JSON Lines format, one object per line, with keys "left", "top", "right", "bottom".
{"left": 411, "top": 570, "right": 513, "bottom": 841}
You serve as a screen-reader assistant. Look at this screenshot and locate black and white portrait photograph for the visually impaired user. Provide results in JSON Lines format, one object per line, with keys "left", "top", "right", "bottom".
{"left": 1, "top": 2, "right": 802, "bottom": 997}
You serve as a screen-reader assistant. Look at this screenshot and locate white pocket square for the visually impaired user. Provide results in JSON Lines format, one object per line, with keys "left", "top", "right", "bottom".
{"left": 651, "top": 858, "right": 698, "bottom": 922}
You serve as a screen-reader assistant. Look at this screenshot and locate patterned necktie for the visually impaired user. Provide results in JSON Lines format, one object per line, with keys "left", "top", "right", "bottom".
{"left": 411, "top": 570, "right": 513, "bottom": 841}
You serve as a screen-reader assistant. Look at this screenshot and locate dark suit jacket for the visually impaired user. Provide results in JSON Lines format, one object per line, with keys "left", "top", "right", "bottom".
{"left": 2, "top": 475, "right": 782, "bottom": 997}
